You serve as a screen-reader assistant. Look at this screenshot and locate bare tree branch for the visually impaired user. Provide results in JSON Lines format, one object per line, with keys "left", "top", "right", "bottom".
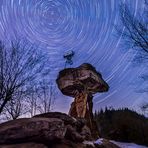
{"left": 0, "top": 40, "right": 50, "bottom": 114}
{"left": 118, "top": 2, "right": 148, "bottom": 54}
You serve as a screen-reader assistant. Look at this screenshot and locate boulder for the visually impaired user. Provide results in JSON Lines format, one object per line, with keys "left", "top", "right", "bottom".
{"left": 0, "top": 112, "right": 119, "bottom": 148}
{"left": 33, "top": 112, "right": 76, "bottom": 126}
{"left": 65, "top": 125, "right": 84, "bottom": 142}
{"left": 34, "top": 112, "right": 90, "bottom": 142}
{"left": 80, "top": 125, "right": 92, "bottom": 140}
{"left": 50, "top": 139, "right": 87, "bottom": 148}
{"left": 0, "top": 117, "right": 66, "bottom": 145}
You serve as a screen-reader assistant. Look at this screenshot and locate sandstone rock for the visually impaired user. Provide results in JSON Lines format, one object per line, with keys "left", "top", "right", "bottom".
{"left": 56, "top": 63, "right": 109, "bottom": 97}
{"left": 0, "top": 112, "right": 120, "bottom": 148}
{"left": 33, "top": 112, "right": 76, "bottom": 126}
{"left": 65, "top": 125, "right": 84, "bottom": 142}
{"left": 0, "top": 143, "right": 48, "bottom": 148}
{"left": 0, "top": 141, "right": 92, "bottom": 148}
{"left": 80, "top": 125, "right": 92, "bottom": 140}
{"left": 0, "top": 117, "right": 66, "bottom": 145}
{"left": 34, "top": 112, "right": 90, "bottom": 136}
{"left": 76, "top": 118, "right": 86, "bottom": 130}
{"left": 52, "top": 139, "right": 86, "bottom": 148}
{"left": 34, "top": 112, "right": 92, "bottom": 142}
{"left": 56, "top": 63, "right": 109, "bottom": 139}
{"left": 52, "top": 139, "right": 119, "bottom": 148}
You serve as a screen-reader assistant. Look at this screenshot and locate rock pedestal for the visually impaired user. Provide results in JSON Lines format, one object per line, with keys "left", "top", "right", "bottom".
{"left": 69, "top": 93, "right": 98, "bottom": 138}
{"left": 56, "top": 63, "right": 109, "bottom": 138}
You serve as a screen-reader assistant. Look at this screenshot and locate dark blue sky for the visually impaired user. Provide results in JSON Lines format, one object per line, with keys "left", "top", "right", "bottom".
{"left": 0, "top": 0, "right": 147, "bottom": 113}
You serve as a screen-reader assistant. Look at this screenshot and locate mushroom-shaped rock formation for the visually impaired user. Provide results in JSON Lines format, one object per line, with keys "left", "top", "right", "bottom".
{"left": 56, "top": 63, "right": 109, "bottom": 138}
{"left": 57, "top": 63, "right": 109, "bottom": 97}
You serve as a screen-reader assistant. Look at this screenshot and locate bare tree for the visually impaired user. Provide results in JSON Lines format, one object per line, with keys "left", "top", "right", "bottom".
{"left": 25, "top": 86, "right": 39, "bottom": 117}
{"left": 118, "top": 2, "right": 148, "bottom": 113}
{"left": 37, "top": 80, "right": 56, "bottom": 114}
{"left": 117, "top": 1, "right": 148, "bottom": 88}
{"left": 118, "top": 1, "right": 148, "bottom": 56}
{"left": 0, "top": 40, "right": 50, "bottom": 114}
{"left": 3, "top": 90, "right": 29, "bottom": 120}
{"left": 25, "top": 81, "right": 56, "bottom": 117}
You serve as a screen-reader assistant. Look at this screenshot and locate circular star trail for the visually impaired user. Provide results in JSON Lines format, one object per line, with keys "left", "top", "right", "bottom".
{"left": 0, "top": 0, "right": 146, "bottom": 112}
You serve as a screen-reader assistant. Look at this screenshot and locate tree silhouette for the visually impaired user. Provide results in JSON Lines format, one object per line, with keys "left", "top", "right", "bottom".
{"left": 117, "top": 0, "right": 148, "bottom": 112}
{"left": 0, "top": 40, "right": 50, "bottom": 114}
{"left": 3, "top": 90, "right": 29, "bottom": 120}
{"left": 119, "top": 1, "right": 148, "bottom": 55}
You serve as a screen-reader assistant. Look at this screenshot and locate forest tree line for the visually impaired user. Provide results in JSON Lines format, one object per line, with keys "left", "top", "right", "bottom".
{"left": 94, "top": 107, "right": 148, "bottom": 146}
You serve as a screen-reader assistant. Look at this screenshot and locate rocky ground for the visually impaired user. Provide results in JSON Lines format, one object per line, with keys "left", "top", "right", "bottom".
{"left": 0, "top": 112, "right": 119, "bottom": 148}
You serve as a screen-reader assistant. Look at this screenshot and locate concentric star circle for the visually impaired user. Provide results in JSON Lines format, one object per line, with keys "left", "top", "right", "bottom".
{"left": 0, "top": 0, "right": 146, "bottom": 112}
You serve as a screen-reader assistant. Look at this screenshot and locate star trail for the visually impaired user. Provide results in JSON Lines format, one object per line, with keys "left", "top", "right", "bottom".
{"left": 0, "top": 0, "right": 147, "bottom": 113}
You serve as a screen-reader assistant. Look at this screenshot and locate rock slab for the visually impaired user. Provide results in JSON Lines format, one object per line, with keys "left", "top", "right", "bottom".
{"left": 0, "top": 112, "right": 119, "bottom": 148}
{"left": 0, "top": 117, "right": 66, "bottom": 145}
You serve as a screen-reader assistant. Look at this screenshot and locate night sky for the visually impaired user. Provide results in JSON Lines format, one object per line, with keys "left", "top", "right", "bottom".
{"left": 0, "top": 0, "right": 147, "bottom": 113}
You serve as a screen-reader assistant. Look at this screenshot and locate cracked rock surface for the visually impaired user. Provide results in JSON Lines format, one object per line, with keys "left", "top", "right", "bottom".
{"left": 0, "top": 112, "right": 119, "bottom": 148}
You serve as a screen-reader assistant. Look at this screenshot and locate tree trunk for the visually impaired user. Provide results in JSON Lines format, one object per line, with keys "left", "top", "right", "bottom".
{"left": 0, "top": 99, "right": 8, "bottom": 114}
{"left": 0, "top": 96, "right": 11, "bottom": 114}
